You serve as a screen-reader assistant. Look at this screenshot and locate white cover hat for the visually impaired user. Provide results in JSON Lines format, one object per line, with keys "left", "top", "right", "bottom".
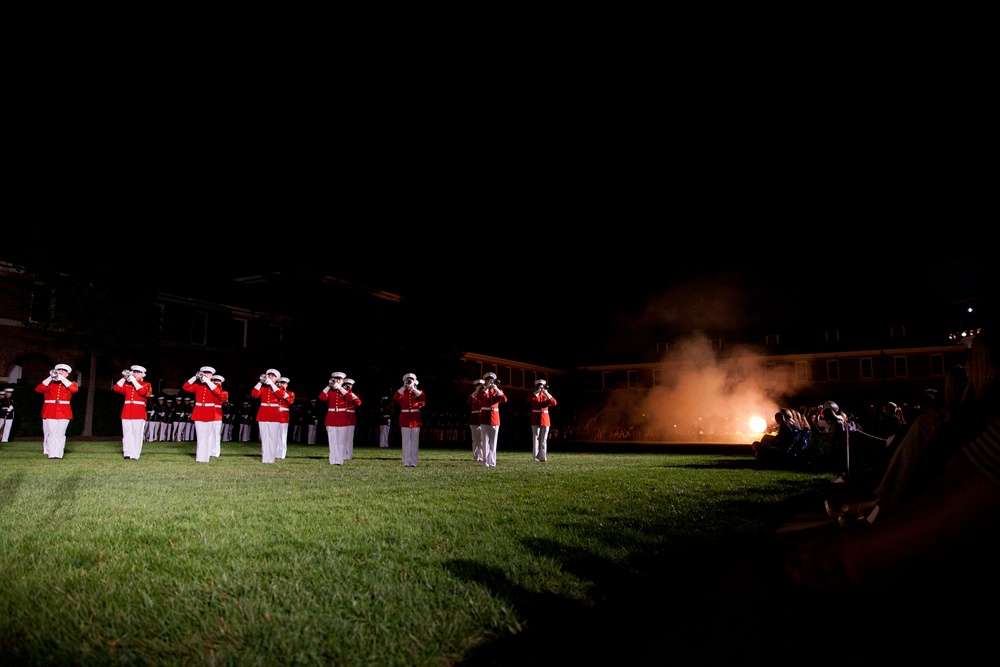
{"left": 534, "top": 379, "right": 547, "bottom": 386}
{"left": 214, "top": 375, "right": 225, "bottom": 383}
{"left": 278, "top": 377, "right": 290, "bottom": 383}
{"left": 473, "top": 379, "right": 485, "bottom": 385}
{"left": 130, "top": 365, "right": 147, "bottom": 373}
{"left": 55, "top": 364, "right": 72, "bottom": 373}
{"left": 331, "top": 372, "right": 346, "bottom": 379}
{"left": 200, "top": 366, "right": 216, "bottom": 374}
{"left": 403, "top": 373, "right": 417, "bottom": 382}
{"left": 483, "top": 372, "right": 497, "bottom": 381}
{"left": 343, "top": 378, "right": 354, "bottom": 385}
{"left": 266, "top": 368, "right": 280, "bottom": 377}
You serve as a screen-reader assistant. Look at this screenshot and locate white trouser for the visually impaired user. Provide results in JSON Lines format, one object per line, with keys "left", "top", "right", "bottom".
{"left": 379, "top": 424, "right": 390, "bottom": 448}
{"left": 307, "top": 424, "right": 318, "bottom": 445}
{"left": 326, "top": 426, "right": 345, "bottom": 465}
{"left": 213, "top": 422, "right": 223, "bottom": 457}
{"left": 345, "top": 425, "right": 355, "bottom": 459}
{"left": 470, "top": 424, "right": 483, "bottom": 461}
{"left": 259, "top": 421, "right": 282, "bottom": 463}
{"left": 481, "top": 424, "right": 500, "bottom": 467}
{"left": 278, "top": 423, "right": 289, "bottom": 459}
{"left": 43, "top": 418, "right": 70, "bottom": 458}
{"left": 401, "top": 427, "right": 420, "bottom": 466}
{"left": 1, "top": 417, "right": 11, "bottom": 442}
{"left": 195, "top": 421, "right": 216, "bottom": 463}
{"left": 122, "top": 419, "right": 145, "bottom": 459}
{"left": 532, "top": 425, "right": 550, "bottom": 462}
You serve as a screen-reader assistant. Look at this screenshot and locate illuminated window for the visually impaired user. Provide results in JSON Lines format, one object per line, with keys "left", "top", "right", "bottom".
{"left": 894, "top": 356, "right": 908, "bottom": 378}
{"left": 827, "top": 360, "right": 840, "bottom": 381}
{"left": 765, "top": 334, "right": 780, "bottom": 346}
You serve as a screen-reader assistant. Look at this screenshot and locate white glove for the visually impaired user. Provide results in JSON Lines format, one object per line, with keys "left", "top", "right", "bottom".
{"left": 204, "top": 380, "right": 216, "bottom": 391}
{"left": 321, "top": 386, "right": 330, "bottom": 394}
{"left": 543, "top": 391, "right": 552, "bottom": 399}
{"left": 266, "top": 379, "right": 277, "bottom": 390}
{"left": 254, "top": 382, "right": 263, "bottom": 390}
{"left": 188, "top": 376, "right": 199, "bottom": 385}
{"left": 130, "top": 377, "right": 143, "bottom": 389}
{"left": 60, "top": 376, "right": 72, "bottom": 387}
{"left": 398, "top": 386, "right": 407, "bottom": 394}
{"left": 42, "top": 377, "right": 52, "bottom": 385}
{"left": 117, "top": 378, "right": 127, "bottom": 387}
{"left": 337, "top": 386, "right": 347, "bottom": 395}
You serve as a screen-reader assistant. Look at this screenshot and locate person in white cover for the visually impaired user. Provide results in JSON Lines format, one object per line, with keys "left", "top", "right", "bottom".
{"left": 114, "top": 365, "right": 152, "bottom": 459}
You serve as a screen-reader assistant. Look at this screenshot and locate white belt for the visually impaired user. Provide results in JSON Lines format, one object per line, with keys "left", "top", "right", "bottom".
{"left": 196, "top": 403, "right": 216, "bottom": 407}
{"left": 279, "top": 407, "right": 289, "bottom": 412}
{"left": 531, "top": 409, "right": 548, "bottom": 413}
{"left": 400, "top": 409, "right": 420, "bottom": 413}
{"left": 481, "top": 408, "right": 499, "bottom": 412}
{"left": 126, "top": 400, "right": 146, "bottom": 405}
{"left": 328, "top": 408, "right": 346, "bottom": 412}
{"left": 45, "top": 400, "right": 71, "bottom": 404}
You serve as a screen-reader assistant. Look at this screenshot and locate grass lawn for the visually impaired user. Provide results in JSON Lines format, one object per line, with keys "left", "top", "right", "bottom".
{"left": 1, "top": 438, "right": 836, "bottom": 666}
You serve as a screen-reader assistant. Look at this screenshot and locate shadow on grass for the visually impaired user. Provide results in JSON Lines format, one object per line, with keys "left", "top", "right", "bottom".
{"left": 445, "top": 490, "right": 837, "bottom": 667}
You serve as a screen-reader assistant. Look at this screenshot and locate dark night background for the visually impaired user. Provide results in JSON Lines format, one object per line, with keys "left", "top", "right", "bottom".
{"left": 3, "top": 235, "right": 991, "bottom": 370}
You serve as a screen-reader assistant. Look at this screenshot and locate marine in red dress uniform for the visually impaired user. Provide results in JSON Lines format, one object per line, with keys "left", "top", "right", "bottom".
{"left": 114, "top": 364, "right": 152, "bottom": 459}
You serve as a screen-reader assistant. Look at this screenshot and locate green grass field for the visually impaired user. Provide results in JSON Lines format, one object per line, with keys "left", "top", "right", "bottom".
{"left": 0, "top": 439, "right": 834, "bottom": 666}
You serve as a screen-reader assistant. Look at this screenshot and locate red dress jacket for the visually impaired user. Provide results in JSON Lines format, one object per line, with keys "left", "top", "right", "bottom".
{"left": 467, "top": 392, "right": 483, "bottom": 426}
{"left": 526, "top": 392, "right": 557, "bottom": 427}
{"left": 344, "top": 391, "right": 360, "bottom": 426}
{"left": 394, "top": 387, "right": 426, "bottom": 428}
{"left": 182, "top": 380, "right": 225, "bottom": 422}
{"left": 36, "top": 379, "right": 78, "bottom": 419}
{"left": 114, "top": 379, "right": 152, "bottom": 420}
{"left": 319, "top": 387, "right": 357, "bottom": 427}
{"left": 278, "top": 391, "right": 295, "bottom": 424}
{"left": 253, "top": 384, "right": 287, "bottom": 423}
{"left": 479, "top": 388, "right": 507, "bottom": 426}
{"left": 215, "top": 390, "right": 229, "bottom": 422}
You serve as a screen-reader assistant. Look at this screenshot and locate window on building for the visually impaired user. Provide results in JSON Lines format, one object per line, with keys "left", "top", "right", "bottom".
{"left": 514, "top": 368, "right": 525, "bottom": 388}
{"left": 860, "top": 357, "right": 873, "bottom": 379}
{"left": 602, "top": 371, "right": 612, "bottom": 389}
{"left": 825, "top": 330, "right": 840, "bottom": 343}
{"left": 889, "top": 325, "right": 907, "bottom": 338}
{"left": 930, "top": 354, "right": 944, "bottom": 376}
{"left": 826, "top": 359, "right": 840, "bottom": 381}
{"left": 627, "top": 370, "right": 637, "bottom": 388}
{"left": 765, "top": 334, "right": 780, "bottom": 346}
{"left": 191, "top": 311, "right": 208, "bottom": 346}
{"left": 795, "top": 361, "right": 808, "bottom": 383}
{"left": 653, "top": 369, "right": 662, "bottom": 386}
{"left": 29, "top": 284, "right": 56, "bottom": 324}
{"left": 656, "top": 341, "right": 669, "bottom": 355}
{"left": 231, "top": 318, "right": 248, "bottom": 349}
{"left": 894, "top": 356, "right": 908, "bottom": 378}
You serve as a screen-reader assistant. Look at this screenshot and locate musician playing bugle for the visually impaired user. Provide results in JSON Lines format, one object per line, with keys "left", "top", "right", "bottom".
{"left": 114, "top": 365, "right": 152, "bottom": 459}
{"left": 35, "top": 363, "right": 78, "bottom": 459}
{"left": 182, "top": 366, "right": 223, "bottom": 463}
{"left": 253, "top": 368, "right": 286, "bottom": 464}
{"left": 479, "top": 372, "right": 507, "bottom": 468}
{"left": 527, "top": 379, "right": 557, "bottom": 462}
